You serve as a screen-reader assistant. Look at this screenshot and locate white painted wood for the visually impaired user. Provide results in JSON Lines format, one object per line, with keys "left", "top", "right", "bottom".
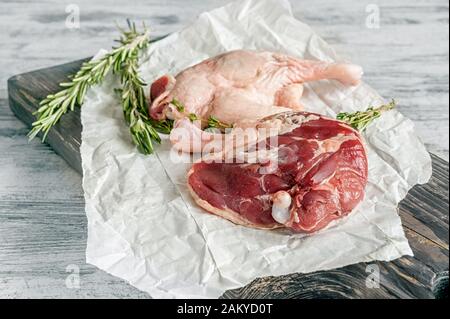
{"left": 0, "top": 0, "right": 448, "bottom": 298}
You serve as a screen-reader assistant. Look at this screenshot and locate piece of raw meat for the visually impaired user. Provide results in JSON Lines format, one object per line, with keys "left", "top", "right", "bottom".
{"left": 187, "top": 111, "right": 368, "bottom": 233}
{"left": 149, "top": 50, "right": 363, "bottom": 152}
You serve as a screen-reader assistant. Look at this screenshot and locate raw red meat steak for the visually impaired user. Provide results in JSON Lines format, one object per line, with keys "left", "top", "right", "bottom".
{"left": 187, "top": 112, "right": 369, "bottom": 233}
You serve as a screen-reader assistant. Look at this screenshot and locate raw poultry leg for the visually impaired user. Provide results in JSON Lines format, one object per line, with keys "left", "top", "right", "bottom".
{"left": 149, "top": 50, "right": 363, "bottom": 125}
{"left": 149, "top": 50, "right": 363, "bottom": 153}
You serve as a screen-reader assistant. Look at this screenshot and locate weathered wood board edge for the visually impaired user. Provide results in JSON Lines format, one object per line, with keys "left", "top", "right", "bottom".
{"left": 7, "top": 61, "right": 449, "bottom": 299}
{"left": 8, "top": 58, "right": 89, "bottom": 174}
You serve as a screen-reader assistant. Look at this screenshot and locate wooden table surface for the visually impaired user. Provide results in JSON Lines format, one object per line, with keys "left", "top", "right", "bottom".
{"left": 0, "top": 0, "right": 448, "bottom": 298}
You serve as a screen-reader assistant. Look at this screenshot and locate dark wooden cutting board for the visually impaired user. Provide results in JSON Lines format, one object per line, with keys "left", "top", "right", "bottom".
{"left": 7, "top": 58, "right": 449, "bottom": 299}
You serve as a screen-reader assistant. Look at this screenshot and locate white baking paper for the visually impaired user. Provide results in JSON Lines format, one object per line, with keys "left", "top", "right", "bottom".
{"left": 81, "top": 0, "right": 432, "bottom": 298}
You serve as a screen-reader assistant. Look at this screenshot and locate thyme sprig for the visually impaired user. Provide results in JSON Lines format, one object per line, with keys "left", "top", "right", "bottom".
{"left": 337, "top": 99, "right": 397, "bottom": 131}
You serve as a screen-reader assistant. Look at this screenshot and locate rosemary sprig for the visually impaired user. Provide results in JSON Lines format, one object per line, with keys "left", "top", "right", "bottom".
{"left": 115, "top": 22, "right": 173, "bottom": 154}
{"left": 337, "top": 99, "right": 396, "bottom": 131}
{"left": 28, "top": 21, "right": 150, "bottom": 141}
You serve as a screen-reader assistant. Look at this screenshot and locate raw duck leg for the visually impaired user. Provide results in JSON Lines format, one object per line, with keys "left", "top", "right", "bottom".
{"left": 149, "top": 50, "right": 363, "bottom": 152}
{"left": 149, "top": 50, "right": 363, "bottom": 122}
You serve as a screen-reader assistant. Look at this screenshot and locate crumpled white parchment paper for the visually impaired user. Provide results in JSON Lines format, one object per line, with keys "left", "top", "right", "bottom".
{"left": 80, "top": 0, "right": 432, "bottom": 298}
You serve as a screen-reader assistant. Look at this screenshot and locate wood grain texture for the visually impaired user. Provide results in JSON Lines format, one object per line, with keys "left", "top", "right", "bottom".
{"left": 1, "top": 0, "right": 449, "bottom": 299}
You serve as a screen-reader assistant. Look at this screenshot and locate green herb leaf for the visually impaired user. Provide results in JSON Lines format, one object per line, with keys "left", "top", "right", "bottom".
{"left": 150, "top": 119, "right": 174, "bottom": 134}
{"left": 28, "top": 20, "right": 151, "bottom": 143}
{"left": 207, "top": 116, "right": 233, "bottom": 130}
{"left": 119, "top": 54, "right": 161, "bottom": 154}
{"left": 188, "top": 113, "right": 199, "bottom": 122}
{"left": 337, "top": 99, "right": 396, "bottom": 131}
{"left": 171, "top": 98, "right": 185, "bottom": 113}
